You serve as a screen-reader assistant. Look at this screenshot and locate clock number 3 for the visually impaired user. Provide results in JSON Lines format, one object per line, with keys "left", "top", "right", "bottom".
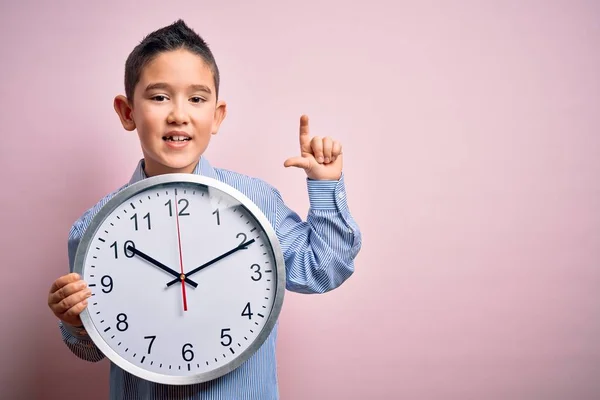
{"left": 165, "top": 199, "right": 190, "bottom": 217}
{"left": 250, "top": 264, "right": 262, "bottom": 281}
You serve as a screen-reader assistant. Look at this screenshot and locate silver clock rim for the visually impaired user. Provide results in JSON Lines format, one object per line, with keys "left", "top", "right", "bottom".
{"left": 72, "top": 173, "right": 286, "bottom": 386}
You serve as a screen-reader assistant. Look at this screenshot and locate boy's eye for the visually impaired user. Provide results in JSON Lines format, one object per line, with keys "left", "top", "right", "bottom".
{"left": 190, "top": 97, "right": 205, "bottom": 103}
{"left": 152, "top": 95, "right": 167, "bottom": 102}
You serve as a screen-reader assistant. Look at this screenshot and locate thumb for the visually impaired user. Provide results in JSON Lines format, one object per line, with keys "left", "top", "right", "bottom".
{"left": 284, "top": 156, "right": 310, "bottom": 169}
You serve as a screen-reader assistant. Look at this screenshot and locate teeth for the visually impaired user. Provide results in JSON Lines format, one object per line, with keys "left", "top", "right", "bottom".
{"left": 166, "top": 136, "right": 189, "bottom": 141}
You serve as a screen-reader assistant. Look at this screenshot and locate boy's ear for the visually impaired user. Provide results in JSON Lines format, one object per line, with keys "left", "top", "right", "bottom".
{"left": 211, "top": 100, "right": 227, "bottom": 135}
{"left": 113, "top": 95, "right": 136, "bottom": 131}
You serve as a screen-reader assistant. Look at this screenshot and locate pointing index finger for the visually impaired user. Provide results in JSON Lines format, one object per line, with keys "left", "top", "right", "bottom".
{"left": 299, "top": 114, "right": 311, "bottom": 152}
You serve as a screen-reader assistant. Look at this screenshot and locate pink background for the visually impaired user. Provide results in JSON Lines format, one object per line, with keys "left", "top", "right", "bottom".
{"left": 1, "top": 1, "right": 599, "bottom": 399}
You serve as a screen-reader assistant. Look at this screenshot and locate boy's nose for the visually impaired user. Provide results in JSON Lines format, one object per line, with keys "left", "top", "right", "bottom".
{"left": 167, "top": 105, "right": 190, "bottom": 124}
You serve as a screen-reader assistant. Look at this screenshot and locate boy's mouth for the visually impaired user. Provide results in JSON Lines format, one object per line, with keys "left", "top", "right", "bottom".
{"left": 163, "top": 135, "right": 191, "bottom": 142}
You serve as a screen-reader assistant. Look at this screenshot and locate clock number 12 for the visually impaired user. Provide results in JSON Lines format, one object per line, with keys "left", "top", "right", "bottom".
{"left": 165, "top": 199, "right": 190, "bottom": 217}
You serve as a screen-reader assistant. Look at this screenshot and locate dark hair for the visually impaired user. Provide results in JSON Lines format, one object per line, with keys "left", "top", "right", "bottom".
{"left": 124, "top": 19, "right": 220, "bottom": 102}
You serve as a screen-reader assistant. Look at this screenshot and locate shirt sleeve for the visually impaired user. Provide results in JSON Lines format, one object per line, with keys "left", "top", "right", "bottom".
{"left": 57, "top": 220, "right": 106, "bottom": 363}
{"left": 273, "top": 173, "right": 362, "bottom": 294}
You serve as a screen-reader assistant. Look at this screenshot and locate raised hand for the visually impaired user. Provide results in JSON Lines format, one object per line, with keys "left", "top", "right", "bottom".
{"left": 283, "top": 115, "right": 343, "bottom": 180}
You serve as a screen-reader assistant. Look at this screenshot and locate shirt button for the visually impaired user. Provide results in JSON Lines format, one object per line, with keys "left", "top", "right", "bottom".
{"left": 338, "top": 192, "right": 346, "bottom": 199}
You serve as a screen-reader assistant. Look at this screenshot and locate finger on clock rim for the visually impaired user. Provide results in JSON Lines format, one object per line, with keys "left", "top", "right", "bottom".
{"left": 310, "top": 136, "right": 324, "bottom": 163}
{"left": 299, "top": 115, "right": 311, "bottom": 153}
{"left": 49, "top": 280, "right": 88, "bottom": 306}
{"left": 322, "top": 137, "right": 333, "bottom": 162}
{"left": 49, "top": 273, "right": 82, "bottom": 294}
{"left": 52, "top": 288, "right": 92, "bottom": 314}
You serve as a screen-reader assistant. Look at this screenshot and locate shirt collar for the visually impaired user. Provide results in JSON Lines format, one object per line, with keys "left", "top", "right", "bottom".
{"left": 128, "top": 157, "right": 218, "bottom": 185}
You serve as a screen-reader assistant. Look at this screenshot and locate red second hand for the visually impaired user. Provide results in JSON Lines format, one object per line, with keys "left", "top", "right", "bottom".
{"left": 174, "top": 191, "right": 188, "bottom": 312}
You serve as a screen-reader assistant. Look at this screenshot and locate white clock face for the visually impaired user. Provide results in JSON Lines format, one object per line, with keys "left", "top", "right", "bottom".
{"left": 75, "top": 175, "right": 285, "bottom": 385}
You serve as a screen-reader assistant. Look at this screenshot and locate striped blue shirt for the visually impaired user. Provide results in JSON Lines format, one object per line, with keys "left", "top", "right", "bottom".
{"left": 59, "top": 157, "right": 362, "bottom": 399}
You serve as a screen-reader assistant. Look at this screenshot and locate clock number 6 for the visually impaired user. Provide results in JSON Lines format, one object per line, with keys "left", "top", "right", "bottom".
{"left": 182, "top": 343, "right": 194, "bottom": 362}
{"left": 220, "top": 328, "right": 232, "bottom": 347}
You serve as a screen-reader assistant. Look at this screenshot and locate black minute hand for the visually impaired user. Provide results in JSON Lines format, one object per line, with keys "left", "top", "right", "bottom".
{"left": 165, "top": 239, "right": 256, "bottom": 287}
{"left": 127, "top": 246, "right": 198, "bottom": 288}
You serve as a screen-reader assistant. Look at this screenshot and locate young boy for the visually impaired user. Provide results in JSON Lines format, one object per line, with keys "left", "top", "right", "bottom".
{"left": 47, "top": 19, "right": 361, "bottom": 399}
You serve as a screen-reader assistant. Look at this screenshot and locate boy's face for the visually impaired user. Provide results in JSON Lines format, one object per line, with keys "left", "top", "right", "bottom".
{"left": 114, "top": 49, "right": 226, "bottom": 176}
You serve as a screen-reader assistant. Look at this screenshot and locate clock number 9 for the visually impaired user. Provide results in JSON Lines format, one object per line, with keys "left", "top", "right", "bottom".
{"left": 182, "top": 343, "right": 194, "bottom": 362}
{"left": 101, "top": 275, "right": 113, "bottom": 293}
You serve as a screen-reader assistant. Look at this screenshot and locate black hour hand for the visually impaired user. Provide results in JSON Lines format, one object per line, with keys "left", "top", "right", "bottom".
{"left": 127, "top": 246, "right": 198, "bottom": 288}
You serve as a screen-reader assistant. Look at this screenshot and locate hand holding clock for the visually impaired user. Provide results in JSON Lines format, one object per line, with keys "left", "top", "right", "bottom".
{"left": 47, "top": 273, "right": 92, "bottom": 327}
{"left": 46, "top": 237, "right": 251, "bottom": 326}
